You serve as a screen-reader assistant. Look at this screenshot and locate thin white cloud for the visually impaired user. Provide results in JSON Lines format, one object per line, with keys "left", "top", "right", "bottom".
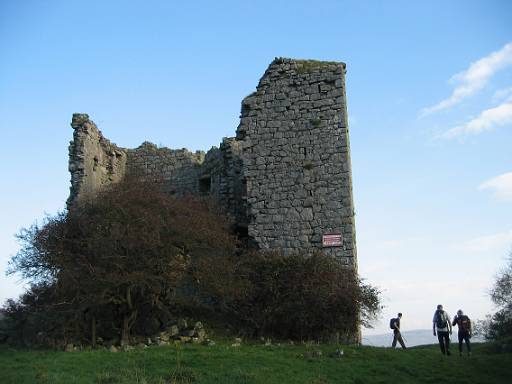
{"left": 480, "top": 172, "right": 512, "bottom": 201}
{"left": 421, "top": 42, "right": 512, "bottom": 116}
{"left": 376, "top": 236, "right": 424, "bottom": 251}
{"left": 452, "top": 229, "right": 512, "bottom": 254}
{"left": 493, "top": 86, "right": 512, "bottom": 102}
{"left": 439, "top": 97, "right": 512, "bottom": 139}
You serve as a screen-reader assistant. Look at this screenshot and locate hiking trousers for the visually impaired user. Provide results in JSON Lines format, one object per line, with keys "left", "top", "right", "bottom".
{"left": 437, "top": 331, "right": 451, "bottom": 355}
{"left": 392, "top": 330, "right": 406, "bottom": 349}
{"left": 458, "top": 331, "right": 471, "bottom": 354}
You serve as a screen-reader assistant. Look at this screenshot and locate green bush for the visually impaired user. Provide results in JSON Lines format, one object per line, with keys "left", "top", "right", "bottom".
{"left": 4, "top": 178, "right": 381, "bottom": 347}
{"left": 479, "top": 252, "right": 512, "bottom": 342}
{"left": 189, "top": 250, "right": 380, "bottom": 341}
{"left": 4, "top": 178, "right": 237, "bottom": 347}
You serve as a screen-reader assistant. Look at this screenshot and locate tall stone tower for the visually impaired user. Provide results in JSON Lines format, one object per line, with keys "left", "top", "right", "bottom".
{"left": 237, "top": 58, "right": 357, "bottom": 267}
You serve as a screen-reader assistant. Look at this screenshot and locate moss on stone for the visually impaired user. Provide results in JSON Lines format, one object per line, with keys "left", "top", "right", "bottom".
{"left": 71, "top": 113, "right": 90, "bottom": 128}
{"left": 294, "top": 59, "right": 344, "bottom": 74}
{"left": 303, "top": 161, "right": 314, "bottom": 170}
{"left": 309, "top": 118, "right": 322, "bottom": 127}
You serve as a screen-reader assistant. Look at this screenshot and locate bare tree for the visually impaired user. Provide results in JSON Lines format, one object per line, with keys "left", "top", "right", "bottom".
{"left": 7, "top": 178, "right": 237, "bottom": 346}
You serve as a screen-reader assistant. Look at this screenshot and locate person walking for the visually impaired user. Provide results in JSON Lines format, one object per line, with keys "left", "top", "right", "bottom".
{"left": 390, "top": 313, "right": 407, "bottom": 349}
{"left": 433, "top": 304, "right": 452, "bottom": 355}
{"left": 452, "top": 309, "right": 472, "bottom": 356}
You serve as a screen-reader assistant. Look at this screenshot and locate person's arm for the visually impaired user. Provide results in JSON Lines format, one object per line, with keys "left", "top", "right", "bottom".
{"left": 452, "top": 316, "right": 457, "bottom": 326}
{"left": 447, "top": 313, "right": 452, "bottom": 334}
{"left": 433, "top": 314, "right": 436, "bottom": 336}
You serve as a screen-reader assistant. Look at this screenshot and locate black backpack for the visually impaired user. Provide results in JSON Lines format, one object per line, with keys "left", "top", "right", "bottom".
{"left": 389, "top": 318, "right": 397, "bottom": 329}
{"left": 435, "top": 310, "right": 446, "bottom": 328}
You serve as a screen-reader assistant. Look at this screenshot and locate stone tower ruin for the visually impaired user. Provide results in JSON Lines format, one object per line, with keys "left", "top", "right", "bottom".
{"left": 68, "top": 57, "right": 357, "bottom": 268}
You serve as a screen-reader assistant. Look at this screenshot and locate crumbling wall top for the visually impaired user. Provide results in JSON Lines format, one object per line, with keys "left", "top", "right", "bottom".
{"left": 67, "top": 114, "right": 127, "bottom": 208}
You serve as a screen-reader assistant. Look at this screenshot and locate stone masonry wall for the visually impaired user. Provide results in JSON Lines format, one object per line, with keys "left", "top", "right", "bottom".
{"left": 125, "top": 142, "right": 205, "bottom": 196}
{"left": 67, "top": 117, "right": 246, "bottom": 225}
{"left": 67, "top": 114, "right": 127, "bottom": 207}
{"left": 237, "top": 58, "right": 357, "bottom": 266}
{"left": 200, "top": 138, "right": 246, "bottom": 227}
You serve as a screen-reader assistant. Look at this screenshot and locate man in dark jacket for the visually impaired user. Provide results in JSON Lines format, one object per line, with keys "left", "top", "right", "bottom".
{"left": 391, "top": 313, "right": 406, "bottom": 349}
{"left": 452, "top": 309, "right": 472, "bottom": 356}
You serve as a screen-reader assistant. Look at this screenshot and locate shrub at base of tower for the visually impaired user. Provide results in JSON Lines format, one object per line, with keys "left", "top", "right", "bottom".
{"left": 188, "top": 250, "right": 381, "bottom": 342}
{"left": 5, "top": 178, "right": 237, "bottom": 347}
{"left": 3, "top": 177, "right": 380, "bottom": 347}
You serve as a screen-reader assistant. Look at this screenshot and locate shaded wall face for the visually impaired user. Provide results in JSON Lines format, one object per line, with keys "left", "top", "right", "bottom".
{"left": 67, "top": 116, "right": 244, "bottom": 225}
{"left": 125, "top": 142, "right": 205, "bottom": 196}
{"left": 67, "top": 115, "right": 208, "bottom": 207}
{"left": 237, "top": 60, "right": 356, "bottom": 266}
{"left": 68, "top": 114, "right": 127, "bottom": 207}
{"left": 201, "top": 139, "right": 247, "bottom": 227}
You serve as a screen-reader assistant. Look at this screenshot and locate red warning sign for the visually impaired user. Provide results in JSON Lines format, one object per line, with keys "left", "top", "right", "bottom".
{"left": 322, "top": 234, "right": 343, "bottom": 247}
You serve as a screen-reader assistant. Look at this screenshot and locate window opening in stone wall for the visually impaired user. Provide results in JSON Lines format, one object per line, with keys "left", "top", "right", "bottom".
{"left": 236, "top": 224, "right": 257, "bottom": 249}
{"left": 241, "top": 178, "right": 247, "bottom": 199}
{"left": 235, "top": 224, "right": 248, "bottom": 240}
{"left": 199, "top": 175, "right": 211, "bottom": 195}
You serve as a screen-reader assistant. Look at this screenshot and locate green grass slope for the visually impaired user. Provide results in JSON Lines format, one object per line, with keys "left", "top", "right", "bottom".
{"left": 0, "top": 342, "right": 510, "bottom": 384}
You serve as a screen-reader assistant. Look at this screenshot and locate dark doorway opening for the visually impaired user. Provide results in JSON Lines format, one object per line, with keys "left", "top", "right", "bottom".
{"left": 199, "top": 175, "right": 211, "bottom": 195}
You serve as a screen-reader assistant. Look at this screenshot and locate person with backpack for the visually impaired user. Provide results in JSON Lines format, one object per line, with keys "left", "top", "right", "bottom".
{"left": 390, "top": 312, "right": 406, "bottom": 349}
{"left": 433, "top": 304, "right": 452, "bottom": 355}
{"left": 452, "top": 309, "right": 472, "bottom": 356}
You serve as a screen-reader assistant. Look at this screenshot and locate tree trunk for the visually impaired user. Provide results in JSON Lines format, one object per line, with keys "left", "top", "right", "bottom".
{"left": 91, "top": 315, "right": 96, "bottom": 348}
{"left": 121, "top": 286, "right": 137, "bottom": 346}
{"left": 74, "top": 315, "right": 80, "bottom": 343}
{"left": 121, "top": 315, "right": 129, "bottom": 346}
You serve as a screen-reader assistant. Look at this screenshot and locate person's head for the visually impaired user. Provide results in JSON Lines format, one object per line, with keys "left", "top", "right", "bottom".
{"left": 437, "top": 304, "right": 443, "bottom": 310}
{"left": 398, "top": 313, "right": 402, "bottom": 318}
{"left": 457, "top": 309, "right": 463, "bottom": 316}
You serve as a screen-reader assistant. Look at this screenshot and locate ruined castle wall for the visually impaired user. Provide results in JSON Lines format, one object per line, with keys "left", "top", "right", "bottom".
{"left": 237, "top": 59, "right": 357, "bottom": 266}
{"left": 201, "top": 138, "right": 247, "bottom": 226}
{"left": 68, "top": 114, "right": 127, "bottom": 207}
{"left": 68, "top": 116, "right": 245, "bottom": 223}
{"left": 125, "top": 143, "right": 205, "bottom": 196}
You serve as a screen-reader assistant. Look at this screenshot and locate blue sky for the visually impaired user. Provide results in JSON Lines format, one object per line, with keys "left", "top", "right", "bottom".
{"left": 1, "top": 0, "right": 511, "bottom": 338}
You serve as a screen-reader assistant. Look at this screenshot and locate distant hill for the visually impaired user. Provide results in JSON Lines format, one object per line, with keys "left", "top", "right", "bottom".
{"left": 362, "top": 329, "right": 484, "bottom": 347}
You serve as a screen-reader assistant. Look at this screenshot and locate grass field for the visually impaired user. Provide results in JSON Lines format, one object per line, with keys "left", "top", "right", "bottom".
{"left": 0, "top": 341, "right": 510, "bottom": 384}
